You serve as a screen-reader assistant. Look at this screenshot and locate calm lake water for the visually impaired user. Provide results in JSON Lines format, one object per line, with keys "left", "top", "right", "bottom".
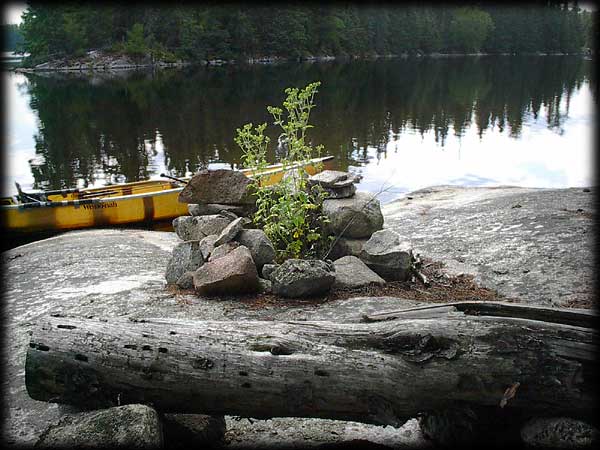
{"left": 4, "top": 56, "right": 596, "bottom": 204}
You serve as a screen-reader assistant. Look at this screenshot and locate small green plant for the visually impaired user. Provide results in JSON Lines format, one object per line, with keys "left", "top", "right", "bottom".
{"left": 235, "top": 81, "right": 330, "bottom": 261}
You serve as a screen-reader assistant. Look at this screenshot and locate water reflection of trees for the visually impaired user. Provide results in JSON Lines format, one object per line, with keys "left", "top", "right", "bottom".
{"left": 24, "top": 56, "right": 589, "bottom": 190}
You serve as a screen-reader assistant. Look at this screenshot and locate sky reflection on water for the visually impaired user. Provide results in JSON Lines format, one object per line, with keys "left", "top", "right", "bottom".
{"left": 351, "top": 85, "right": 595, "bottom": 203}
{"left": 3, "top": 57, "right": 596, "bottom": 203}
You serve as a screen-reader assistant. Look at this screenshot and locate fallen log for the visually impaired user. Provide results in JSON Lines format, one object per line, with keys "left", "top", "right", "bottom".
{"left": 25, "top": 302, "right": 597, "bottom": 427}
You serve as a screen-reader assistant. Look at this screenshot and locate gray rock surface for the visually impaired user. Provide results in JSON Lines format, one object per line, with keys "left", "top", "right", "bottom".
{"left": 172, "top": 215, "right": 196, "bottom": 240}
{"left": 208, "top": 241, "right": 241, "bottom": 262}
{"left": 2, "top": 186, "right": 594, "bottom": 447}
{"left": 327, "top": 237, "right": 368, "bottom": 261}
{"left": 188, "top": 203, "right": 248, "bottom": 217}
{"left": 224, "top": 417, "right": 430, "bottom": 449}
{"left": 162, "top": 414, "right": 226, "bottom": 449}
{"left": 173, "top": 215, "right": 232, "bottom": 241}
{"left": 323, "top": 191, "right": 384, "bottom": 238}
{"left": 319, "top": 183, "right": 356, "bottom": 200}
{"left": 214, "top": 217, "right": 247, "bottom": 247}
{"left": 179, "top": 169, "right": 253, "bottom": 205}
{"left": 36, "top": 404, "right": 163, "bottom": 448}
{"left": 1, "top": 229, "right": 428, "bottom": 448}
{"left": 165, "top": 240, "right": 204, "bottom": 284}
{"left": 271, "top": 259, "right": 336, "bottom": 298}
{"left": 193, "top": 245, "right": 259, "bottom": 295}
{"left": 235, "top": 229, "right": 276, "bottom": 268}
{"left": 309, "top": 170, "right": 352, "bottom": 187}
{"left": 258, "top": 277, "right": 273, "bottom": 294}
{"left": 20, "top": 51, "right": 191, "bottom": 74}
{"left": 520, "top": 417, "right": 598, "bottom": 448}
{"left": 176, "top": 271, "right": 195, "bottom": 289}
{"left": 199, "top": 234, "right": 219, "bottom": 261}
{"left": 333, "top": 256, "right": 386, "bottom": 289}
{"left": 261, "top": 263, "right": 279, "bottom": 281}
{"left": 195, "top": 215, "right": 233, "bottom": 237}
{"left": 218, "top": 209, "right": 242, "bottom": 221}
{"left": 308, "top": 170, "right": 357, "bottom": 199}
{"left": 360, "top": 229, "right": 414, "bottom": 281}
{"left": 382, "top": 185, "right": 595, "bottom": 306}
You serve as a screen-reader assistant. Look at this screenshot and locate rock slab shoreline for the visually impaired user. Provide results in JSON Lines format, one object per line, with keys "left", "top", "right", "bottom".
{"left": 382, "top": 185, "right": 595, "bottom": 308}
{"left": 1, "top": 185, "right": 594, "bottom": 447}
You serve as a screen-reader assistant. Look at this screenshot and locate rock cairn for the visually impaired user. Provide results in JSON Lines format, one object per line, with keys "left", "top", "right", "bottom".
{"left": 307, "top": 170, "right": 358, "bottom": 199}
{"left": 312, "top": 170, "right": 415, "bottom": 285}
{"left": 165, "top": 169, "right": 275, "bottom": 295}
{"left": 166, "top": 168, "right": 417, "bottom": 298}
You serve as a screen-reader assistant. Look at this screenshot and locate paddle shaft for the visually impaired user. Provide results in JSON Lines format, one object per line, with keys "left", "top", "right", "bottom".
{"left": 160, "top": 173, "right": 188, "bottom": 184}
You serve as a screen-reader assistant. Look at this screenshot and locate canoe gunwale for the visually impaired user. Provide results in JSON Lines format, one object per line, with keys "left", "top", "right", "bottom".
{"left": 1, "top": 155, "right": 334, "bottom": 211}
{"left": 1, "top": 156, "right": 335, "bottom": 234}
{"left": 1, "top": 186, "right": 185, "bottom": 211}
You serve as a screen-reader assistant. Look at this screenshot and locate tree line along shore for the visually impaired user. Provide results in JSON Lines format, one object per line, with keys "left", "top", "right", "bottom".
{"left": 4, "top": 2, "right": 595, "bottom": 68}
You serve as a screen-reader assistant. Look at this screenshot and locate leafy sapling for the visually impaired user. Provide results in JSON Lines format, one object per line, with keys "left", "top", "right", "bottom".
{"left": 235, "top": 82, "right": 330, "bottom": 261}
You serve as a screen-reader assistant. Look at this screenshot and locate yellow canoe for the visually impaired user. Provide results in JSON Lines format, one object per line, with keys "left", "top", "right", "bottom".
{"left": 1, "top": 156, "right": 334, "bottom": 235}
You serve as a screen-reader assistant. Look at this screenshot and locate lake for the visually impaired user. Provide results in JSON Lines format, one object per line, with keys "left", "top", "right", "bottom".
{"left": 4, "top": 55, "right": 596, "bottom": 205}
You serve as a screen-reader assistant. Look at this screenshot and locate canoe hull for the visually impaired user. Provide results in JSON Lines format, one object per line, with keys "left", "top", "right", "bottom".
{"left": 1, "top": 156, "right": 334, "bottom": 235}
{"left": 2, "top": 188, "right": 190, "bottom": 234}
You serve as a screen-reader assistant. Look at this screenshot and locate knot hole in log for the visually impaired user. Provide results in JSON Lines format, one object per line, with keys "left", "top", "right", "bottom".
{"left": 192, "top": 357, "right": 214, "bottom": 370}
{"left": 379, "top": 332, "right": 460, "bottom": 363}
{"left": 249, "top": 342, "right": 295, "bottom": 356}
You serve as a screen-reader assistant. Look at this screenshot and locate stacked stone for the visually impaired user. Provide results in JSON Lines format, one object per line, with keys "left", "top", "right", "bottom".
{"left": 264, "top": 259, "right": 336, "bottom": 298}
{"left": 307, "top": 170, "right": 358, "bottom": 199}
{"left": 259, "top": 170, "right": 415, "bottom": 294}
{"left": 307, "top": 170, "right": 414, "bottom": 287}
{"left": 165, "top": 169, "right": 276, "bottom": 295}
{"left": 166, "top": 168, "right": 416, "bottom": 298}
{"left": 253, "top": 170, "right": 364, "bottom": 297}
{"left": 178, "top": 168, "right": 257, "bottom": 217}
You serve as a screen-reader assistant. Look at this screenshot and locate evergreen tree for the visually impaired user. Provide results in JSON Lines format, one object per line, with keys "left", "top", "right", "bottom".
{"left": 17, "top": 3, "right": 591, "bottom": 63}
{"left": 124, "top": 23, "right": 147, "bottom": 56}
{"left": 448, "top": 7, "right": 493, "bottom": 53}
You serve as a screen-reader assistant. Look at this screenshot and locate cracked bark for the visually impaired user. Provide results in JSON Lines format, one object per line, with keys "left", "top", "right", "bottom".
{"left": 25, "top": 302, "right": 596, "bottom": 428}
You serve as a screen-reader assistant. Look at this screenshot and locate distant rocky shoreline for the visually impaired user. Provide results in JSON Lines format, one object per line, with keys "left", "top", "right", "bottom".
{"left": 13, "top": 48, "right": 588, "bottom": 74}
{"left": 14, "top": 49, "right": 190, "bottom": 73}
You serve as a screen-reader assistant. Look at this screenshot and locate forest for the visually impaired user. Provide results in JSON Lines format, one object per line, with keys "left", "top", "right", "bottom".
{"left": 13, "top": 2, "right": 595, "bottom": 65}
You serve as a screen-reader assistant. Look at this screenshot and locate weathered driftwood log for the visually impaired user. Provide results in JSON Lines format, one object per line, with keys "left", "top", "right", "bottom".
{"left": 26, "top": 302, "right": 597, "bottom": 427}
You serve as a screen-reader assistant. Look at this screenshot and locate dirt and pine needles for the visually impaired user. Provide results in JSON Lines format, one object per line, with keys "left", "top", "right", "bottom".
{"left": 165, "top": 256, "right": 586, "bottom": 311}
